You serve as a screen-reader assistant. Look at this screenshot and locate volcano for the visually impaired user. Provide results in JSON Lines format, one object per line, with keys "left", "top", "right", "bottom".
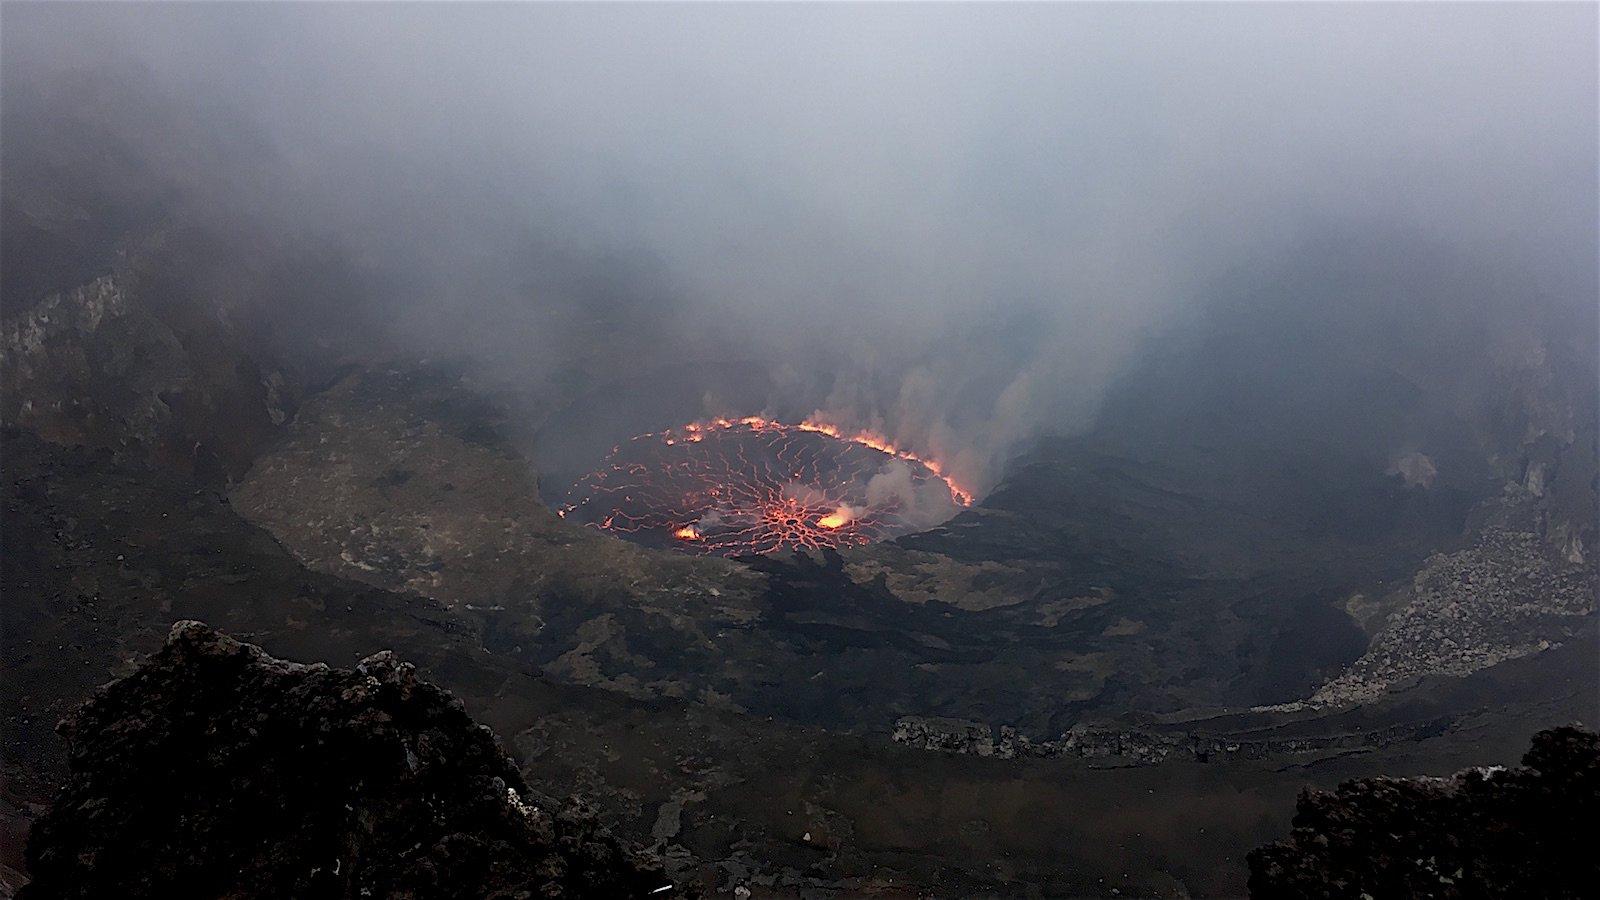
{"left": 560, "top": 417, "right": 970, "bottom": 557}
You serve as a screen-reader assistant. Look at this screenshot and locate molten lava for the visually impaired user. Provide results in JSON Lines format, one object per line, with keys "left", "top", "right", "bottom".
{"left": 561, "top": 416, "right": 971, "bottom": 557}
{"left": 817, "top": 509, "right": 852, "bottom": 529}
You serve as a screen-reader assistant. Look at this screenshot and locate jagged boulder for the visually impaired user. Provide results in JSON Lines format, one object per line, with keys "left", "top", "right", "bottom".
{"left": 20, "top": 621, "right": 672, "bottom": 899}
{"left": 1248, "top": 726, "right": 1599, "bottom": 899}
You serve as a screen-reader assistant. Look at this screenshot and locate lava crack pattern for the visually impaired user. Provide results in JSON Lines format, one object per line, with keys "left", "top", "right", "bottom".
{"left": 560, "top": 417, "right": 971, "bottom": 557}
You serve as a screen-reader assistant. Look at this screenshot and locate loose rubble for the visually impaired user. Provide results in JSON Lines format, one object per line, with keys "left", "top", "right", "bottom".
{"left": 1304, "top": 528, "right": 1593, "bottom": 709}
{"left": 892, "top": 716, "right": 1454, "bottom": 766}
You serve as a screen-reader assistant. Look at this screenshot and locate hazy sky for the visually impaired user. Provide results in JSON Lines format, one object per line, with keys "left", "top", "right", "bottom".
{"left": 5, "top": 3, "right": 1595, "bottom": 487}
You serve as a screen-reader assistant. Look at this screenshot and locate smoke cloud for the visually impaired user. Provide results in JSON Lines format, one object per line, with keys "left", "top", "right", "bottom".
{"left": 865, "top": 461, "right": 958, "bottom": 531}
{"left": 3, "top": 4, "right": 1593, "bottom": 495}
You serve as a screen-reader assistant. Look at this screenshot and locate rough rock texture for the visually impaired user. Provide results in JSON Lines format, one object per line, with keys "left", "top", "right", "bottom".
{"left": 891, "top": 716, "right": 1012, "bottom": 757}
{"left": 1475, "top": 330, "right": 1598, "bottom": 568}
{"left": 0, "top": 273, "right": 293, "bottom": 485}
{"left": 1248, "top": 726, "right": 1600, "bottom": 899}
{"left": 1303, "top": 525, "right": 1593, "bottom": 709}
{"left": 892, "top": 715, "right": 1456, "bottom": 767}
{"left": 19, "top": 621, "right": 670, "bottom": 899}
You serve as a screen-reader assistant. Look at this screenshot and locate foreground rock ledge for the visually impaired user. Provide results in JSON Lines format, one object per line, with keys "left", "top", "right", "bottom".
{"left": 20, "top": 621, "right": 672, "bottom": 899}
{"left": 1248, "top": 725, "right": 1599, "bottom": 899}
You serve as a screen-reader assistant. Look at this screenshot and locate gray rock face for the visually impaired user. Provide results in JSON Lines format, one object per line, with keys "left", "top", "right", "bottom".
{"left": 0, "top": 273, "right": 291, "bottom": 485}
{"left": 19, "top": 621, "right": 672, "bottom": 899}
{"left": 1306, "top": 526, "right": 1593, "bottom": 709}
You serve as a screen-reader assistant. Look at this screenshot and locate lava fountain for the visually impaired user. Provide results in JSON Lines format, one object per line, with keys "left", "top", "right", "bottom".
{"left": 560, "top": 417, "right": 972, "bottom": 557}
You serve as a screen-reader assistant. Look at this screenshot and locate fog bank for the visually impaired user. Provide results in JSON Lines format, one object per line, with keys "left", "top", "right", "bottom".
{"left": 4, "top": 3, "right": 1594, "bottom": 490}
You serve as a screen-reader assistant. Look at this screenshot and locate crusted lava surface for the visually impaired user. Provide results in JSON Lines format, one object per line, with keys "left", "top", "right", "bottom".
{"left": 561, "top": 417, "right": 967, "bottom": 557}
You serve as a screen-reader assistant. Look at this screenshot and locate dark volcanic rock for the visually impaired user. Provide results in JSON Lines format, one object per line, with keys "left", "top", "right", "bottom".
{"left": 20, "top": 621, "right": 670, "bottom": 899}
{"left": 1248, "top": 726, "right": 1600, "bottom": 899}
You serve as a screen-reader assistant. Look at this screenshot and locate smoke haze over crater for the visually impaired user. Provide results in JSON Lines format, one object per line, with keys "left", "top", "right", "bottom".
{"left": 4, "top": 3, "right": 1594, "bottom": 492}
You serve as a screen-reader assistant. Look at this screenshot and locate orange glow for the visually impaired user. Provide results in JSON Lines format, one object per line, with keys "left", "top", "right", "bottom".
{"left": 817, "top": 508, "right": 851, "bottom": 529}
{"left": 562, "top": 415, "right": 973, "bottom": 557}
{"left": 796, "top": 418, "right": 972, "bottom": 505}
{"left": 659, "top": 415, "right": 974, "bottom": 507}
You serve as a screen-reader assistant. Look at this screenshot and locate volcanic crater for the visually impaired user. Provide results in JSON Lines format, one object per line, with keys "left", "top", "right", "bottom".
{"left": 559, "top": 416, "right": 971, "bottom": 557}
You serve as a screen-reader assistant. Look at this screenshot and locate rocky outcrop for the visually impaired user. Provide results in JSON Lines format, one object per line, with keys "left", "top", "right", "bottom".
{"left": 892, "top": 716, "right": 1017, "bottom": 757}
{"left": 1248, "top": 726, "right": 1599, "bottom": 899}
{"left": 1476, "top": 331, "right": 1598, "bottom": 568}
{"left": 1302, "top": 526, "right": 1593, "bottom": 710}
{"left": 20, "top": 621, "right": 672, "bottom": 899}
{"left": 892, "top": 716, "right": 1455, "bottom": 766}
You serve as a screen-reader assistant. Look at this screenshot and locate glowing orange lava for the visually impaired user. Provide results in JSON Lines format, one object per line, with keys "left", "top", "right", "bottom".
{"left": 560, "top": 416, "right": 970, "bottom": 557}
{"left": 817, "top": 509, "right": 851, "bottom": 529}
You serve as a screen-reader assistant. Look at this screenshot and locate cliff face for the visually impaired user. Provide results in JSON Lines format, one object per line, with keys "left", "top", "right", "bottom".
{"left": 1248, "top": 726, "right": 1600, "bottom": 899}
{"left": 0, "top": 273, "right": 292, "bottom": 485}
{"left": 20, "top": 621, "right": 670, "bottom": 899}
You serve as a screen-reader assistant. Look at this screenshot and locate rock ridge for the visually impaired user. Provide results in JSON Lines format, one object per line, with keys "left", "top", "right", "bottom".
{"left": 20, "top": 620, "right": 673, "bottom": 899}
